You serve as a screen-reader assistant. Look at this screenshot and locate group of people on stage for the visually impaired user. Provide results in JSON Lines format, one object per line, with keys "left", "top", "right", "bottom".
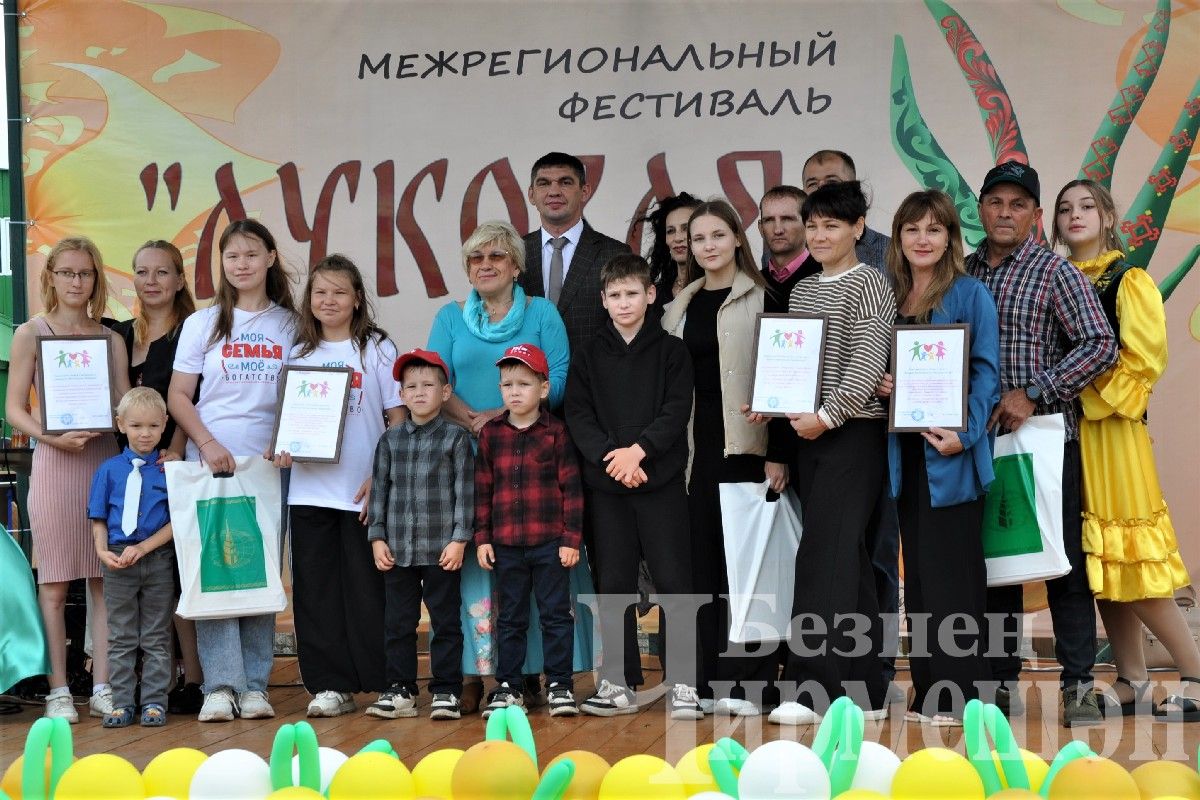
{"left": 8, "top": 147, "right": 1196, "bottom": 730}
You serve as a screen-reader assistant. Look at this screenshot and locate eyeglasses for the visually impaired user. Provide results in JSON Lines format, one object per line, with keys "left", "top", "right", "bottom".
{"left": 51, "top": 269, "right": 97, "bottom": 282}
{"left": 467, "top": 250, "right": 511, "bottom": 266}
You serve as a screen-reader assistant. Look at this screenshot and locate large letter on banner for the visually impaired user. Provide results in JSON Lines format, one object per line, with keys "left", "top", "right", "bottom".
{"left": 982, "top": 413, "right": 1070, "bottom": 587}
{"left": 166, "top": 457, "right": 286, "bottom": 619}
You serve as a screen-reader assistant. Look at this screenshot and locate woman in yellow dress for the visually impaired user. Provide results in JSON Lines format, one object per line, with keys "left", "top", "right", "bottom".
{"left": 1053, "top": 178, "right": 1199, "bottom": 721}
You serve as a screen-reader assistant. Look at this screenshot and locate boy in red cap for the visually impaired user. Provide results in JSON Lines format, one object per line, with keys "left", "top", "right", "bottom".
{"left": 475, "top": 343, "right": 583, "bottom": 717}
{"left": 365, "top": 349, "right": 474, "bottom": 720}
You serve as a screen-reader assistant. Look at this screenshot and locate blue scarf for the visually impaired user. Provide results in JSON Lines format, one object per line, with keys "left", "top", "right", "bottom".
{"left": 462, "top": 284, "right": 527, "bottom": 343}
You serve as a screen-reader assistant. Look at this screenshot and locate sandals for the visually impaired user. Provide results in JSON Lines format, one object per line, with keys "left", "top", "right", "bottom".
{"left": 1102, "top": 676, "right": 1154, "bottom": 717}
{"left": 141, "top": 703, "right": 167, "bottom": 726}
{"left": 103, "top": 706, "right": 135, "bottom": 728}
{"left": 1154, "top": 676, "right": 1200, "bottom": 723}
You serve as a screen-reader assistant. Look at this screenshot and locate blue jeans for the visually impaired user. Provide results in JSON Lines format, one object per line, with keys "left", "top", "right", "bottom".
{"left": 196, "top": 613, "right": 276, "bottom": 694}
{"left": 493, "top": 541, "right": 573, "bottom": 689}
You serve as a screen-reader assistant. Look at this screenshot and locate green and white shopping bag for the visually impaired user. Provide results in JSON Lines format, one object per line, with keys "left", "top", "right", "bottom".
{"left": 982, "top": 413, "right": 1071, "bottom": 587}
{"left": 167, "top": 457, "right": 286, "bottom": 619}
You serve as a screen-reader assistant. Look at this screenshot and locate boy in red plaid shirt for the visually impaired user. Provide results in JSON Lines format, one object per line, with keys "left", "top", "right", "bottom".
{"left": 475, "top": 343, "right": 583, "bottom": 717}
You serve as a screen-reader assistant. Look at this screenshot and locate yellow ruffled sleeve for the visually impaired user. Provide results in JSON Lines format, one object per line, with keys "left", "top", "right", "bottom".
{"left": 1080, "top": 268, "right": 1166, "bottom": 421}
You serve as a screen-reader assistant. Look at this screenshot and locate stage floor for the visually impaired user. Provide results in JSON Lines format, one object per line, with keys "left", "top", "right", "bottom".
{"left": 3, "top": 659, "right": 1198, "bottom": 774}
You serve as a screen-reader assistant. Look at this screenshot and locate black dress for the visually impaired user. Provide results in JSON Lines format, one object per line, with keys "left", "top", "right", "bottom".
{"left": 108, "top": 319, "right": 186, "bottom": 452}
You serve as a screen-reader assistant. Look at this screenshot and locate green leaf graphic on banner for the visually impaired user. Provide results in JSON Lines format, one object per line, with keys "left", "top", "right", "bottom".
{"left": 982, "top": 453, "right": 1041, "bottom": 558}
{"left": 197, "top": 496, "right": 267, "bottom": 592}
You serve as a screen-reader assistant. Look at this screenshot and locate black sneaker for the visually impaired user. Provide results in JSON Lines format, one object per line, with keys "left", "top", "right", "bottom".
{"left": 366, "top": 684, "right": 417, "bottom": 719}
{"left": 167, "top": 681, "right": 203, "bottom": 715}
{"left": 483, "top": 682, "right": 525, "bottom": 719}
{"left": 429, "top": 693, "right": 461, "bottom": 720}
{"left": 547, "top": 683, "right": 578, "bottom": 717}
{"left": 1062, "top": 684, "right": 1103, "bottom": 728}
{"left": 581, "top": 679, "right": 639, "bottom": 717}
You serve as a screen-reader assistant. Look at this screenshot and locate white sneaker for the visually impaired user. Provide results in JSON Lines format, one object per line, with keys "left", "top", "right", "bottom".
{"left": 44, "top": 692, "right": 79, "bottom": 724}
{"left": 715, "top": 698, "right": 761, "bottom": 717}
{"left": 863, "top": 706, "right": 888, "bottom": 722}
{"left": 366, "top": 684, "right": 417, "bottom": 719}
{"left": 580, "top": 680, "right": 638, "bottom": 717}
{"left": 768, "top": 701, "right": 822, "bottom": 726}
{"left": 239, "top": 690, "right": 275, "bottom": 719}
{"left": 307, "top": 690, "right": 356, "bottom": 718}
{"left": 88, "top": 686, "right": 114, "bottom": 718}
{"left": 198, "top": 688, "right": 237, "bottom": 723}
{"left": 669, "top": 684, "right": 705, "bottom": 720}
{"left": 698, "top": 697, "right": 716, "bottom": 715}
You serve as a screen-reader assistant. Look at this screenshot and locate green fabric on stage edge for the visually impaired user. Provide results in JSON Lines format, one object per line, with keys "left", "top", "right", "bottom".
{"left": 0, "top": 524, "right": 50, "bottom": 692}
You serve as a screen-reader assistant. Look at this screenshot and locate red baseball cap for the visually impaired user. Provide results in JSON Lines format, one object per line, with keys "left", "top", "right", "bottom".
{"left": 496, "top": 343, "right": 549, "bottom": 377}
{"left": 393, "top": 348, "right": 450, "bottom": 383}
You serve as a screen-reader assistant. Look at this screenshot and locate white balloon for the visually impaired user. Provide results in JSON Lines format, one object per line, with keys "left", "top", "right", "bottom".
{"left": 291, "top": 747, "right": 348, "bottom": 793}
{"left": 848, "top": 741, "right": 902, "bottom": 794}
{"left": 189, "top": 749, "right": 273, "bottom": 800}
{"left": 738, "top": 740, "right": 831, "bottom": 800}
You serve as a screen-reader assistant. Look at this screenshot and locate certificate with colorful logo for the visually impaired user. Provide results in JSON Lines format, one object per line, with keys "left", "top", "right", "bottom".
{"left": 749, "top": 314, "right": 827, "bottom": 416}
{"left": 269, "top": 366, "right": 353, "bottom": 463}
{"left": 889, "top": 324, "right": 970, "bottom": 432}
{"left": 35, "top": 335, "right": 117, "bottom": 433}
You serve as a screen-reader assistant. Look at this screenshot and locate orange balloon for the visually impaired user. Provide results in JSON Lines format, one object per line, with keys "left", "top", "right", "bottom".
{"left": 547, "top": 751, "right": 610, "bottom": 800}
{"left": 451, "top": 741, "right": 539, "bottom": 800}
{"left": 1130, "top": 760, "right": 1200, "bottom": 800}
{"left": 989, "top": 791, "right": 1042, "bottom": 800}
{"left": 1047, "top": 757, "right": 1139, "bottom": 800}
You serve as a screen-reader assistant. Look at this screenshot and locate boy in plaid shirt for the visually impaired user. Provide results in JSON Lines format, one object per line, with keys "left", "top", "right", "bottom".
{"left": 475, "top": 343, "right": 583, "bottom": 718}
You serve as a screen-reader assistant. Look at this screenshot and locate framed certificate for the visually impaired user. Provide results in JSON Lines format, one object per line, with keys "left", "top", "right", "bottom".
{"left": 269, "top": 366, "right": 354, "bottom": 463}
{"left": 889, "top": 323, "right": 971, "bottom": 432}
{"left": 749, "top": 313, "right": 827, "bottom": 416}
{"left": 35, "top": 335, "right": 117, "bottom": 433}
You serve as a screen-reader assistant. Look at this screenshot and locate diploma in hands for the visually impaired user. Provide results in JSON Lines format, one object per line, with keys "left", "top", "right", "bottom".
{"left": 749, "top": 314, "right": 827, "bottom": 416}
{"left": 269, "top": 366, "right": 354, "bottom": 463}
{"left": 36, "top": 335, "right": 117, "bottom": 433}
{"left": 889, "top": 324, "right": 970, "bottom": 432}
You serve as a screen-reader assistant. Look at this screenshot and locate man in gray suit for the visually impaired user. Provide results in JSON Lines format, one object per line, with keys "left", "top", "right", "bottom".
{"left": 519, "top": 152, "right": 630, "bottom": 351}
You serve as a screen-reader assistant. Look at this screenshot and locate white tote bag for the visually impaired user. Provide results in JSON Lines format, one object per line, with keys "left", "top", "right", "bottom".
{"left": 167, "top": 457, "right": 286, "bottom": 620}
{"left": 719, "top": 482, "right": 803, "bottom": 643}
{"left": 982, "top": 413, "right": 1071, "bottom": 587}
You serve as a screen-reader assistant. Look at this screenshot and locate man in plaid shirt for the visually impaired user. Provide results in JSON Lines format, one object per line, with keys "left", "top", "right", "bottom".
{"left": 967, "top": 161, "right": 1117, "bottom": 728}
{"left": 475, "top": 343, "right": 584, "bottom": 718}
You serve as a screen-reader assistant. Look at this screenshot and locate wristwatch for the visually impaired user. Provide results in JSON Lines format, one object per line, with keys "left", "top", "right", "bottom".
{"left": 1024, "top": 385, "right": 1042, "bottom": 402}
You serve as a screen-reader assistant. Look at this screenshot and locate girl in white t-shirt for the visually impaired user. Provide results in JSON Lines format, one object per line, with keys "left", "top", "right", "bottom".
{"left": 168, "top": 219, "right": 297, "bottom": 723}
{"left": 270, "top": 254, "right": 405, "bottom": 718}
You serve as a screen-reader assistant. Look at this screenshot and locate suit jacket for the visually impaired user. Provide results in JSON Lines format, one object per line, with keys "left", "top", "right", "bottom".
{"left": 520, "top": 221, "right": 630, "bottom": 351}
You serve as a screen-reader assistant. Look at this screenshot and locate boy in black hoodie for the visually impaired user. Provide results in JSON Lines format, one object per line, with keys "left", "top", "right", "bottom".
{"left": 565, "top": 254, "right": 702, "bottom": 720}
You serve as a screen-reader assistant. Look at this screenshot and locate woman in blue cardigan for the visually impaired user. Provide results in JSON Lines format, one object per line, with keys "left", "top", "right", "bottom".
{"left": 880, "top": 190, "right": 999, "bottom": 725}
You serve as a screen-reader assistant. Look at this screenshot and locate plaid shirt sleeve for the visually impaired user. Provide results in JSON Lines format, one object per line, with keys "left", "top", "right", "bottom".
{"left": 473, "top": 426, "right": 495, "bottom": 545}
{"left": 1038, "top": 260, "right": 1118, "bottom": 402}
{"left": 366, "top": 431, "right": 392, "bottom": 543}
{"left": 451, "top": 428, "right": 475, "bottom": 543}
{"left": 556, "top": 422, "right": 584, "bottom": 550}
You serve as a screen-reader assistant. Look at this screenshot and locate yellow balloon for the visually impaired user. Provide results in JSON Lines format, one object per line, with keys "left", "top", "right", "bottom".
{"left": 1047, "top": 757, "right": 1139, "bottom": 800}
{"left": 597, "top": 755, "right": 686, "bottom": 800}
{"left": 413, "top": 748, "right": 464, "bottom": 799}
{"left": 836, "top": 791, "right": 889, "bottom": 800}
{"left": 989, "top": 791, "right": 1043, "bottom": 799}
{"left": 991, "top": 748, "right": 1050, "bottom": 792}
{"left": 547, "top": 750, "right": 611, "bottom": 800}
{"left": 451, "top": 741, "right": 539, "bottom": 800}
{"left": 1130, "top": 760, "right": 1200, "bottom": 800}
{"left": 142, "top": 747, "right": 208, "bottom": 799}
{"left": 268, "top": 788, "right": 326, "bottom": 800}
{"left": 328, "top": 751, "right": 414, "bottom": 800}
{"left": 1, "top": 751, "right": 76, "bottom": 799}
{"left": 55, "top": 754, "right": 145, "bottom": 800}
{"left": 674, "top": 744, "right": 719, "bottom": 796}
{"left": 891, "top": 747, "right": 984, "bottom": 800}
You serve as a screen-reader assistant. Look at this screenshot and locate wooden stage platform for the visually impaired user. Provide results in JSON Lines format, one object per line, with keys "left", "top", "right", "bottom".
{"left": 2, "top": 659, "right": 1198, "bottom": 774}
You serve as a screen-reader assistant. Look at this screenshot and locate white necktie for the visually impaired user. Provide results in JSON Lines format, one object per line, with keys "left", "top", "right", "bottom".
{"left": 121, "top": 458, "right": 146, "bottom": 537}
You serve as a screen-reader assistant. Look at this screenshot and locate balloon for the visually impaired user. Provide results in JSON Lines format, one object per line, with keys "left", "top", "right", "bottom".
{"left": 142, "top": 748, "right": 207, "bottom": 799}
{"left": 737, "top": 740, "right": 830, "bottom": 800}
{"left": 2, "top": 751, "right": 76, "bottom": 799}
{"left": 1046, "top": 757, "right": 1139, "bottom": 800}
{"left": 267, "top": 789, "right": 325, "bottom": 800}
{"left": 989, "top": 749, "right": 1050, "bottom": 793}
{"left": 291, "top": 748, "right": 348, "bottom": 794}
{"left": 328, "top": 751, "right": 414, "bottom": 800}
{"left": 988, "top": 791, "right": 1042, "bottom": 799}
{"left": 451, "top": 741, "right": 538, "bottom": 800}
{"left": 598, "top": 755, "right": 687, "bottom": 800}
{"left": 847, "top": 741, "right": 901, "bottom": 795}
{"left": 548, "top": 751, "right": 611, "bottom": 800}
{"left": 891, "top": 748, "right": 984, "bottom": 800}
{"left": 687, "top": 794, "right": 736, "bottom": 800}
{"left": 412, "top": 748, "right": 464, "bottom": 799}
{"left": 675, "top": 745, "right": 720, "bottom": 796}
{"left": 835, "top": 792, "right": 889, "bottom": 800}
{"left": 1130, "top": 760, "right": 1200, "bottom": 800}
{"left": 55, "top": 754, "right": 145, "bottom": 800}
{"left": 190, "top": 749, "right": 273, "bottom": 800}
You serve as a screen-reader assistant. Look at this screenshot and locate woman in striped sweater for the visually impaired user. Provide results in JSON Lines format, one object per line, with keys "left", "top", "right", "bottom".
{"left": 770, "top": 181, "right": 897, "bottom": 725}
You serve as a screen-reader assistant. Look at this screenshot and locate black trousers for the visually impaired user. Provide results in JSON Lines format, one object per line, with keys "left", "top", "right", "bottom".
{"left": 985, "top": 439, "right": 1095, "bottom": 686}
{"left": 590, "top": 481, "right": 693, "bottom": 688}
{"left": 898, "top": 435, "right": 990, "bottom": 716}
{"left": 494, "top": 541, "right": 574, "bottom": 690}
{"left": 383, "top": 563, "right": 463, "bottom": 695}
{"left": 785, "top": 419, "right": 887, "bottom": 711}
{"left": 291, "top": 505, "right": 385, "bottom": 693}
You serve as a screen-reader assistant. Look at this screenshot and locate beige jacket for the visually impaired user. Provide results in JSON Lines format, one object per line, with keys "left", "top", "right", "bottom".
{"left": 661, "top": 271, "right": 768, "bottom": 458}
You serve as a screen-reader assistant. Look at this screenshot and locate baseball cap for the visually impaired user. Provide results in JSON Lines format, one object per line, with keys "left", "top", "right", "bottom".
{"left": 979, "top": 160, "right": 1040, "bottom": 206}
{"left": 496, "top": 343, "right": 549, "bottom": 377}
{"left": 392, "top": 348, "right": 450, "bottom": 383}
